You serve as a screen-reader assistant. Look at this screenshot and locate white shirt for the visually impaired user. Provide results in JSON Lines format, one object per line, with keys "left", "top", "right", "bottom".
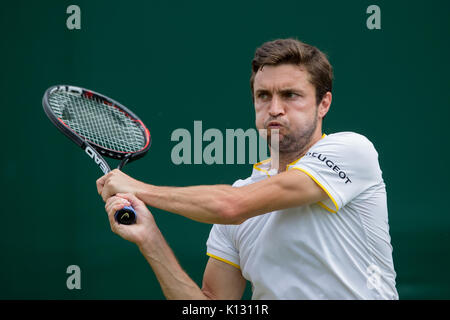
{"left": 206, "top": 132, "right": 398, "bottom": 300}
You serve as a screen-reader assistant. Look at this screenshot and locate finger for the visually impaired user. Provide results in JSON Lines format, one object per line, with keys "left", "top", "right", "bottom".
{"left": 105, "top": 194, "right": 127, "bottom": 207}
{"left": 105, "top": 197, "right": 130, "bottom": 215}
{"left": 107, "top": 203, "right": 126, "bottom": 232}
{"left": 96, "top": 172, "right": 110, "bottom": 195}
{"left": 116, "top": 193, "right": 145, "bottom": 209}
{"left": 106, "top": 199, "right": 131, "bottom": 215}
{"left": 105, "top": 197, "right": 117, "bottom": 214}
{"left": 105, "top": 195, "right": 119, "bottom": 207}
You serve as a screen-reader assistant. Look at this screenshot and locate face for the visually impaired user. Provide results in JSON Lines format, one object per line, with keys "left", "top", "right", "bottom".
{"left": 253, "top": 63, "right": 330, "bottom": 153}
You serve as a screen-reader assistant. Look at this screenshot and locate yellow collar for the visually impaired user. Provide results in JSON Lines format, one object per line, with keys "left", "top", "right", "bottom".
{"left": 253, "top": 133, "right": 327, "bottom": 175}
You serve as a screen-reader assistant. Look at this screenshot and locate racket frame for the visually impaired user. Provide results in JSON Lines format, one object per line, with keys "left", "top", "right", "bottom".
{"left": 42, "top": 85, "right": 151, "bottom": 164}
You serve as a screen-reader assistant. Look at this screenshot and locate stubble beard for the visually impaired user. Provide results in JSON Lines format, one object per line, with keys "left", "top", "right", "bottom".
{"left": 267, "top": 108, "right": 319, "bottom": 156}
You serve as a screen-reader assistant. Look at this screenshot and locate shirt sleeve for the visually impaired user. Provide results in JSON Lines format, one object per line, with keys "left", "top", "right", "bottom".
{"left": 287, "top": 132, "right": 382, "bottom": 213}
{"left": 206, "top": 224, "right": 240, "bottom": 269}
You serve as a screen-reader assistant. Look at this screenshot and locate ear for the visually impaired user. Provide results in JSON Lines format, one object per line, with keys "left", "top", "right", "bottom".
{"left": 318, "top": 92, "right": 332, "bottom": 119}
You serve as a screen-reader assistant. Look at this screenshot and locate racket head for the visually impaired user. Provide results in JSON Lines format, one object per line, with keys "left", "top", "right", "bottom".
{"left": 42, "top": 85, "right": 151, "bottom": 162}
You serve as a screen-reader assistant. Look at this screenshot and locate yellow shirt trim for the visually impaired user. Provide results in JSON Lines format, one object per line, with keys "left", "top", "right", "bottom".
{"left": 253, "top": 158, "right": 271, "bottom": 177}
{"left": 206, "top": 253, "right": 241, "bottom": 270}
{"left": 254, "top": 133, "right": 327, "bottom": 174}
{"left": 290, "top": 167, "right": 339, "bottom": 214}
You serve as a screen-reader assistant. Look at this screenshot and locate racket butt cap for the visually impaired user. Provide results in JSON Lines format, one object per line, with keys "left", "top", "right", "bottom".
{"left": 115, "top": 206, "right": 137, "bottom": 225}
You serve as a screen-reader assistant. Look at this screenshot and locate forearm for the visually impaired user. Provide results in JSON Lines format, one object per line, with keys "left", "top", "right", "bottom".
{"left": 138, "top": 228, "right": 208, "bottom": 300}
{"left": 137, "top": 184, "right": 239, "bottom": 224}
{"left": 135, "top": 170, "right": 327, "bottom": 225}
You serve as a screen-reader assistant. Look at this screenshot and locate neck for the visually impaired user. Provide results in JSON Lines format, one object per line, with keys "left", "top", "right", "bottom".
{"left": 271, "top": 131, "right": 323, "bottom": 172}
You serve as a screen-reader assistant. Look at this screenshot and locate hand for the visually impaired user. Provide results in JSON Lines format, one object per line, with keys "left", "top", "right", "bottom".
{"left": 105, "top": 193, "right": 158, "bottom": 246}
{"left": 96, "top": 169, "right": 144, "bottom": 202}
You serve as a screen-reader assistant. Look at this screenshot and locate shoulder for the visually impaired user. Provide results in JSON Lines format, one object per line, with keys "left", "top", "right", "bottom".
{"left": 291, "top": 132, "right": 384, "bottom": 207}
{"left": 293, "top": 131, "right": 382, "bottom": 183}
{"left": 323, "top": 132, "right": 375, "bottom": 148}
{"left": 311, "top": 132, "right": 378, "bottom": 159}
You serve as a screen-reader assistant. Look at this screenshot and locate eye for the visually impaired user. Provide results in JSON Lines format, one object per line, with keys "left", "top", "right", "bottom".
{"left": 257, "top": 92, "right": 270, "bottom": 100}
{"left": 283, "top": 91, "right": 299, "bottom": 99}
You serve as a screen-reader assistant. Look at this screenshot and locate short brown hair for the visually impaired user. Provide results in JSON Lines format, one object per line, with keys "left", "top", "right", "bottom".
{"left": 250, "top": 38, "right": 333, "bottom": 104}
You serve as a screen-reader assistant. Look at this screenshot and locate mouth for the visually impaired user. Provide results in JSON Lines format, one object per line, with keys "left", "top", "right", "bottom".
{"left": 267, "top": 121, "right": 283, "bottom": 129}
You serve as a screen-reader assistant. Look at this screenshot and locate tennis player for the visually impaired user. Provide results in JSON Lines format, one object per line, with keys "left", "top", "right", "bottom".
{"left": 97, "top": 39, "right": 398, "bottom": 300}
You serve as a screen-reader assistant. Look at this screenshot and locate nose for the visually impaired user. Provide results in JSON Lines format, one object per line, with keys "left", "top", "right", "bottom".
{"left": 268, "top": 95, "right": 285, "bottom": 117}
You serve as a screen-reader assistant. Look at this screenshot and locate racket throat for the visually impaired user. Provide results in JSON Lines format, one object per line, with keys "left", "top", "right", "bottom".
{"left": 117, "top": 154, "right": 131, "bottom": 170}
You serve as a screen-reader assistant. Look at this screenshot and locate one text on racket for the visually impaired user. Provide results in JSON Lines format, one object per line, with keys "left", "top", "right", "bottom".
{"left": 85, "top": 146, "right": 110, "bottom": 175}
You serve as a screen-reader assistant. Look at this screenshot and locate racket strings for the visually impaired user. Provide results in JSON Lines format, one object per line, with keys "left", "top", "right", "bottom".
{"left": 48, "top": 90, "right": 146, "bottom": 153}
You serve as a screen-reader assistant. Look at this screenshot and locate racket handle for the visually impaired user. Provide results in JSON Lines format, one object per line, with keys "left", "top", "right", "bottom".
{"left": 114, "top": 206, "right": 137, "bottom": 225}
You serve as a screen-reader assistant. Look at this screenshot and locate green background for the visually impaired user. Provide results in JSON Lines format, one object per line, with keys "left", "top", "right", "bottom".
{"left": 1, "top": 0, "right": 449, "bottom": 299}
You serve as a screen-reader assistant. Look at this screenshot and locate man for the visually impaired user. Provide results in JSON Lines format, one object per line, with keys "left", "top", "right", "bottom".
{"left": 97, "top": 39, "right": 398, "bottom": 299}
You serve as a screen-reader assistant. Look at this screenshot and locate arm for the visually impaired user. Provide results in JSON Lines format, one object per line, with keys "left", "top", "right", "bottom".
{"left": 98, "top": 168, "right": 328, "bottom": 224}
{"left": 105, "top": 193, "right": 246, "bottom": 300}
{"left": 201, "top": 258, "right": 247, "bottom": 300}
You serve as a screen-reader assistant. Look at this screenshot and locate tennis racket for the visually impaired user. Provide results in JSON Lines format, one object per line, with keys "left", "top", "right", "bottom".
{"left": 42, "top": 85, "right": 151, "bottom": 225}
